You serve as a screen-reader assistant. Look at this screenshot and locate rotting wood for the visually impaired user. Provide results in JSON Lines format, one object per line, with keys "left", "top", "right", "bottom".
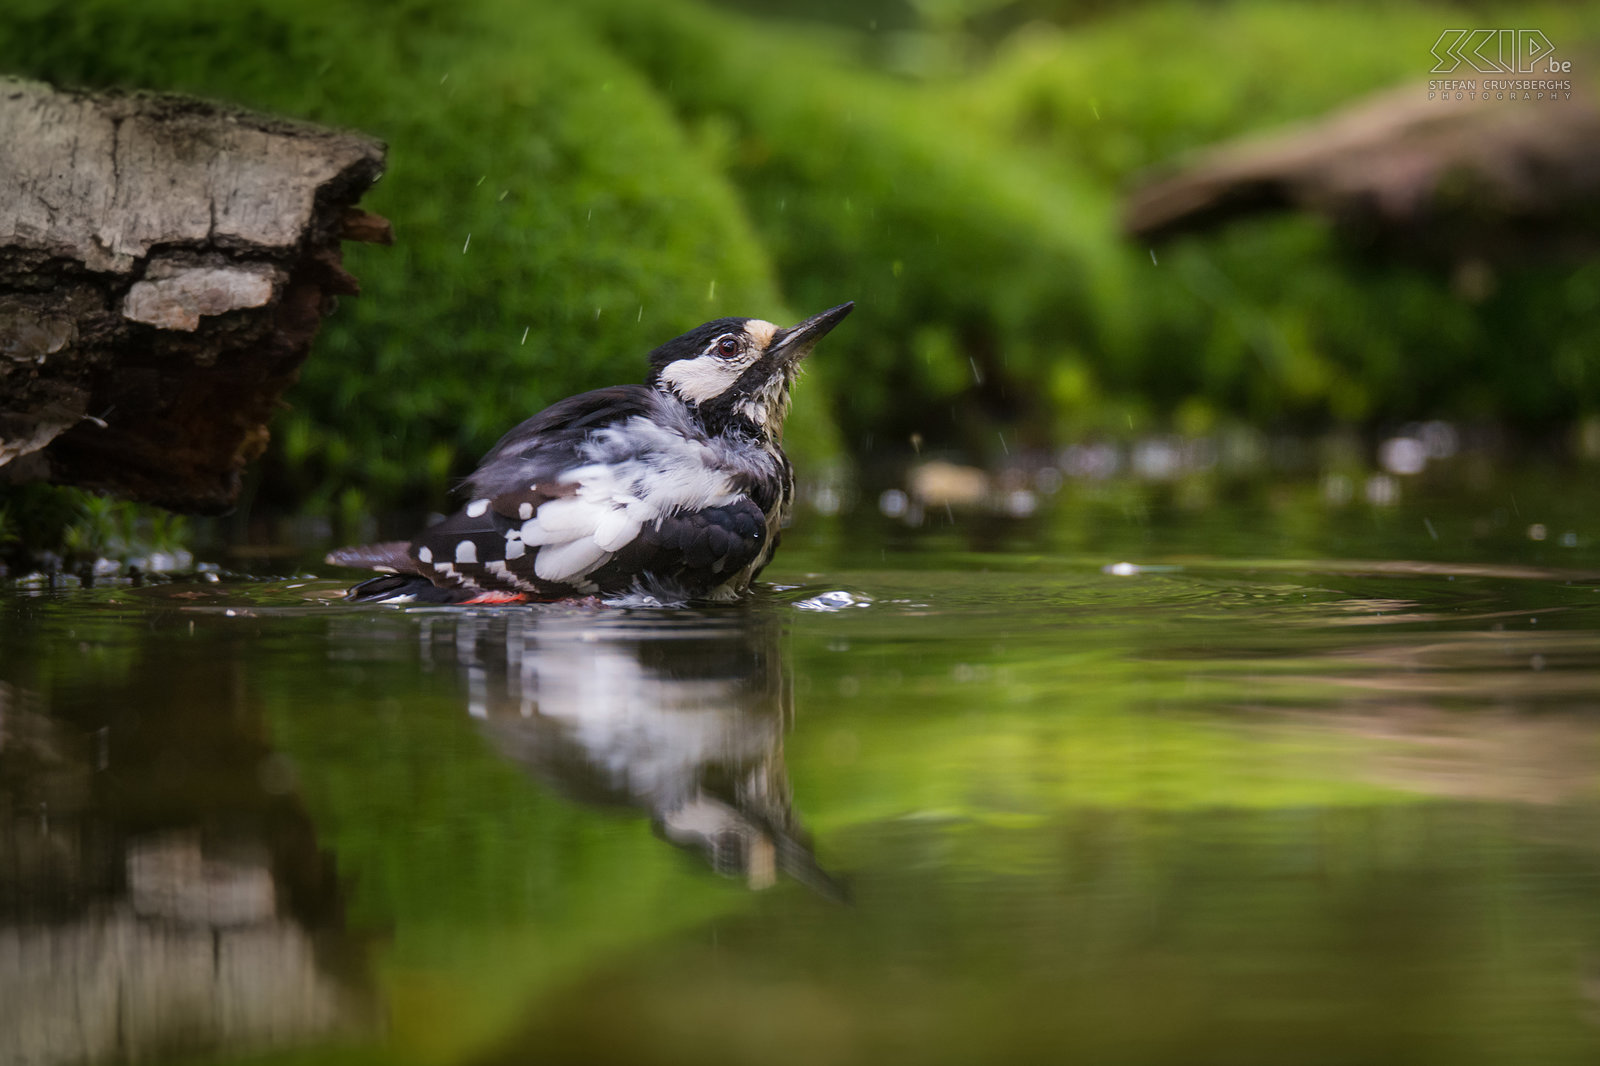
{"left": 0, "top": 77, "right": 388, "bottom": 513}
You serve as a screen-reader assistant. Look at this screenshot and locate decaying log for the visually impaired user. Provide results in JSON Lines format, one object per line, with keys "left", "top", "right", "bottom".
{"left": 1123, "top": 76, "right": 1600, "bottom": 265}
{"left": 0, "top": 78, "right": 388, "bottom": 512}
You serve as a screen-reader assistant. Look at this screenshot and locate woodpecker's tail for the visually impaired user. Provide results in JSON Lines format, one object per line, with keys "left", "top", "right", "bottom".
{"left": 327, "top": 541, "right": 529, "bottom": 605}
{"left": 325, "top": 541, "right": 414, "bottom": 571}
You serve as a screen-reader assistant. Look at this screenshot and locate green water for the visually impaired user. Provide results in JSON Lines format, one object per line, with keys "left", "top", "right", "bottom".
{"left": 5, "top": 472, "right": 1600, "bottom": 1066}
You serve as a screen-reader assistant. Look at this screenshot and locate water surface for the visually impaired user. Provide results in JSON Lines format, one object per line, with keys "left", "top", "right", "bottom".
{"left": 5, "top": 477, "right": 1600, "bottom": 1066}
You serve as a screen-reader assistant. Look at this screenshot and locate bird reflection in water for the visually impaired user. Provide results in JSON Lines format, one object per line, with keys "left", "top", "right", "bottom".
{"left": 429, "top": 608, "right": 847, "bottom": 899}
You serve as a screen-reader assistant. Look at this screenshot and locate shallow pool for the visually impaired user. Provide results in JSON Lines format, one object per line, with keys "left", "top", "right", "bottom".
{"left": 5, "top": 473, "right": 1600, "bottom": 1065}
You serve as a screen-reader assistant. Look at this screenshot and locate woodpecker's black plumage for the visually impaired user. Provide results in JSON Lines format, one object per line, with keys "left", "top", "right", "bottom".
{"left": 328, "top": 303, "right": 853, "bottom": 605}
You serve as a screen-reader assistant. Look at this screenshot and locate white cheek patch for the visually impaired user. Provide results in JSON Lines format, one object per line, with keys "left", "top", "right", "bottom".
{"left": 660, "top": 355, "right": 741, "bottom": 404}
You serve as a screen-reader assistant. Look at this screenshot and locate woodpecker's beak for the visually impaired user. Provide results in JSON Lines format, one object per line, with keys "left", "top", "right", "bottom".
{"left": 772, "top": 302, "right": 853, "bottom": 365}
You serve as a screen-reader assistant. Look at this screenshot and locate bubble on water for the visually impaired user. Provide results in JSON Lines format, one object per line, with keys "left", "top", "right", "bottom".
{"left": 1004, "top": 489, "right": 1037, "bottom": 518}
{"left": 1061, "top": 443, "right": 1119, "bottom": 480}
{"left": 1365, "top": 474, "right": 1400, "bottom": 506}
{"left": 1419, "top": 421, "right": 1459, "bottom": 459}
{"left": 879, "top": 488, "right": 909, "bottom": 518}
{"left": 1132, "top": 438, "right": 1182, "bottom": 480}
{"left": 812, "top": 486, "right": 841, "bottom": 516}
{"left": 795, "top": 590, "right": 871, "bottom": 612}
{"left": 1561, "top": 531, "right": 1578, "bottom": 547}
{"left": 1104, "top": 562, "right": 1141, "bottom": 577}
{"left": 1528, "top": 523, "right": 1548, "bottom": 541}
{"left": 1380, "top": 437, "right": 1427, "bottom": 475}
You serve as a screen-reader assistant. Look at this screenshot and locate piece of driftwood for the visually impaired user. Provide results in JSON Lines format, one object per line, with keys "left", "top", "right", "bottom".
{"left": 1123, "top": 77, "right": 1600, "bottom": 266}
{"left": 0, "top": 78, "right": 389, "bottom": 512}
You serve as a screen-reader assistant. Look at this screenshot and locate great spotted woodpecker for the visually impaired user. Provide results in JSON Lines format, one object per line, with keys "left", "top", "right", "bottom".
{"left": 327, "top": 303, "right": 853, "bottom": 604}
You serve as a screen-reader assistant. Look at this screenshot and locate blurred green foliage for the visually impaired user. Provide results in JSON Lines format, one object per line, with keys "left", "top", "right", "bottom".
{"left": 0, "top": 483, "right": 190, "bottom": 573}
{"left": 2, "top": 0, "right": 811, "bottom": 519}
{"left": 1, "top": 0, "right": 1597, "bottom": 524}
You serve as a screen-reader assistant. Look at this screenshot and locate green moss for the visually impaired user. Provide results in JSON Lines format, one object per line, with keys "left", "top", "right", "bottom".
{"left": 3, "top": 0, "right": 1598, "bottom": 519}
{"left": 594, "top": 0, "right": 1132, "bottom": 453}
{"left": 0, "top": 0, "right": 827, "bottom": 518}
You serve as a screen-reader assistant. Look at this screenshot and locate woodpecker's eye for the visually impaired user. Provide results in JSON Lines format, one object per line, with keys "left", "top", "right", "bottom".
{"left": 716, "top": 336, "right": 741, "bottom": 357}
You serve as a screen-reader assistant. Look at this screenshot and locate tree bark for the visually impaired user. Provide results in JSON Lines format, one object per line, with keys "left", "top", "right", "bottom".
{"left": 0, "top": 77, "right": 389, "bottom": 513}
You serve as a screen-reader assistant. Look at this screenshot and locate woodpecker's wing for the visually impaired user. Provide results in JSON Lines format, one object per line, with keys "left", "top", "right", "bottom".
{"left": 396, "top": 386, "right": 772, "bottom": 599}
{"left": 464, "top": 386, "right": 657, "bottom": 508}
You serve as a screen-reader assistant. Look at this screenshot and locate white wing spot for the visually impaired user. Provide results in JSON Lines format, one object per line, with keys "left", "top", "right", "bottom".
{"left": 505, "top": 531, "right": 526, "bottom": 560}
{"left": 456, "top": 540, "right": 478, "bottom": 565}
{"left": 417, "top": 546, "right": 433, "bottom": 564}
{"left": 466, "top": 498, "right": 490, "bottom": 518}
{"left": 519, "top": 502, "right": 534, "bottom": 520}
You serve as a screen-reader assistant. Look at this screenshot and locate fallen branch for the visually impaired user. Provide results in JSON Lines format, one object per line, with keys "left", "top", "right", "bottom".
{"left": 1123, "top": 77, "right": 1600, "bottom": 266}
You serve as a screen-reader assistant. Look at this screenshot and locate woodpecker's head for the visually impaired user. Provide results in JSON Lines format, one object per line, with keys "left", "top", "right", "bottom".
{"left": 646, "top": 303, "right": 853, "bottom": 436}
